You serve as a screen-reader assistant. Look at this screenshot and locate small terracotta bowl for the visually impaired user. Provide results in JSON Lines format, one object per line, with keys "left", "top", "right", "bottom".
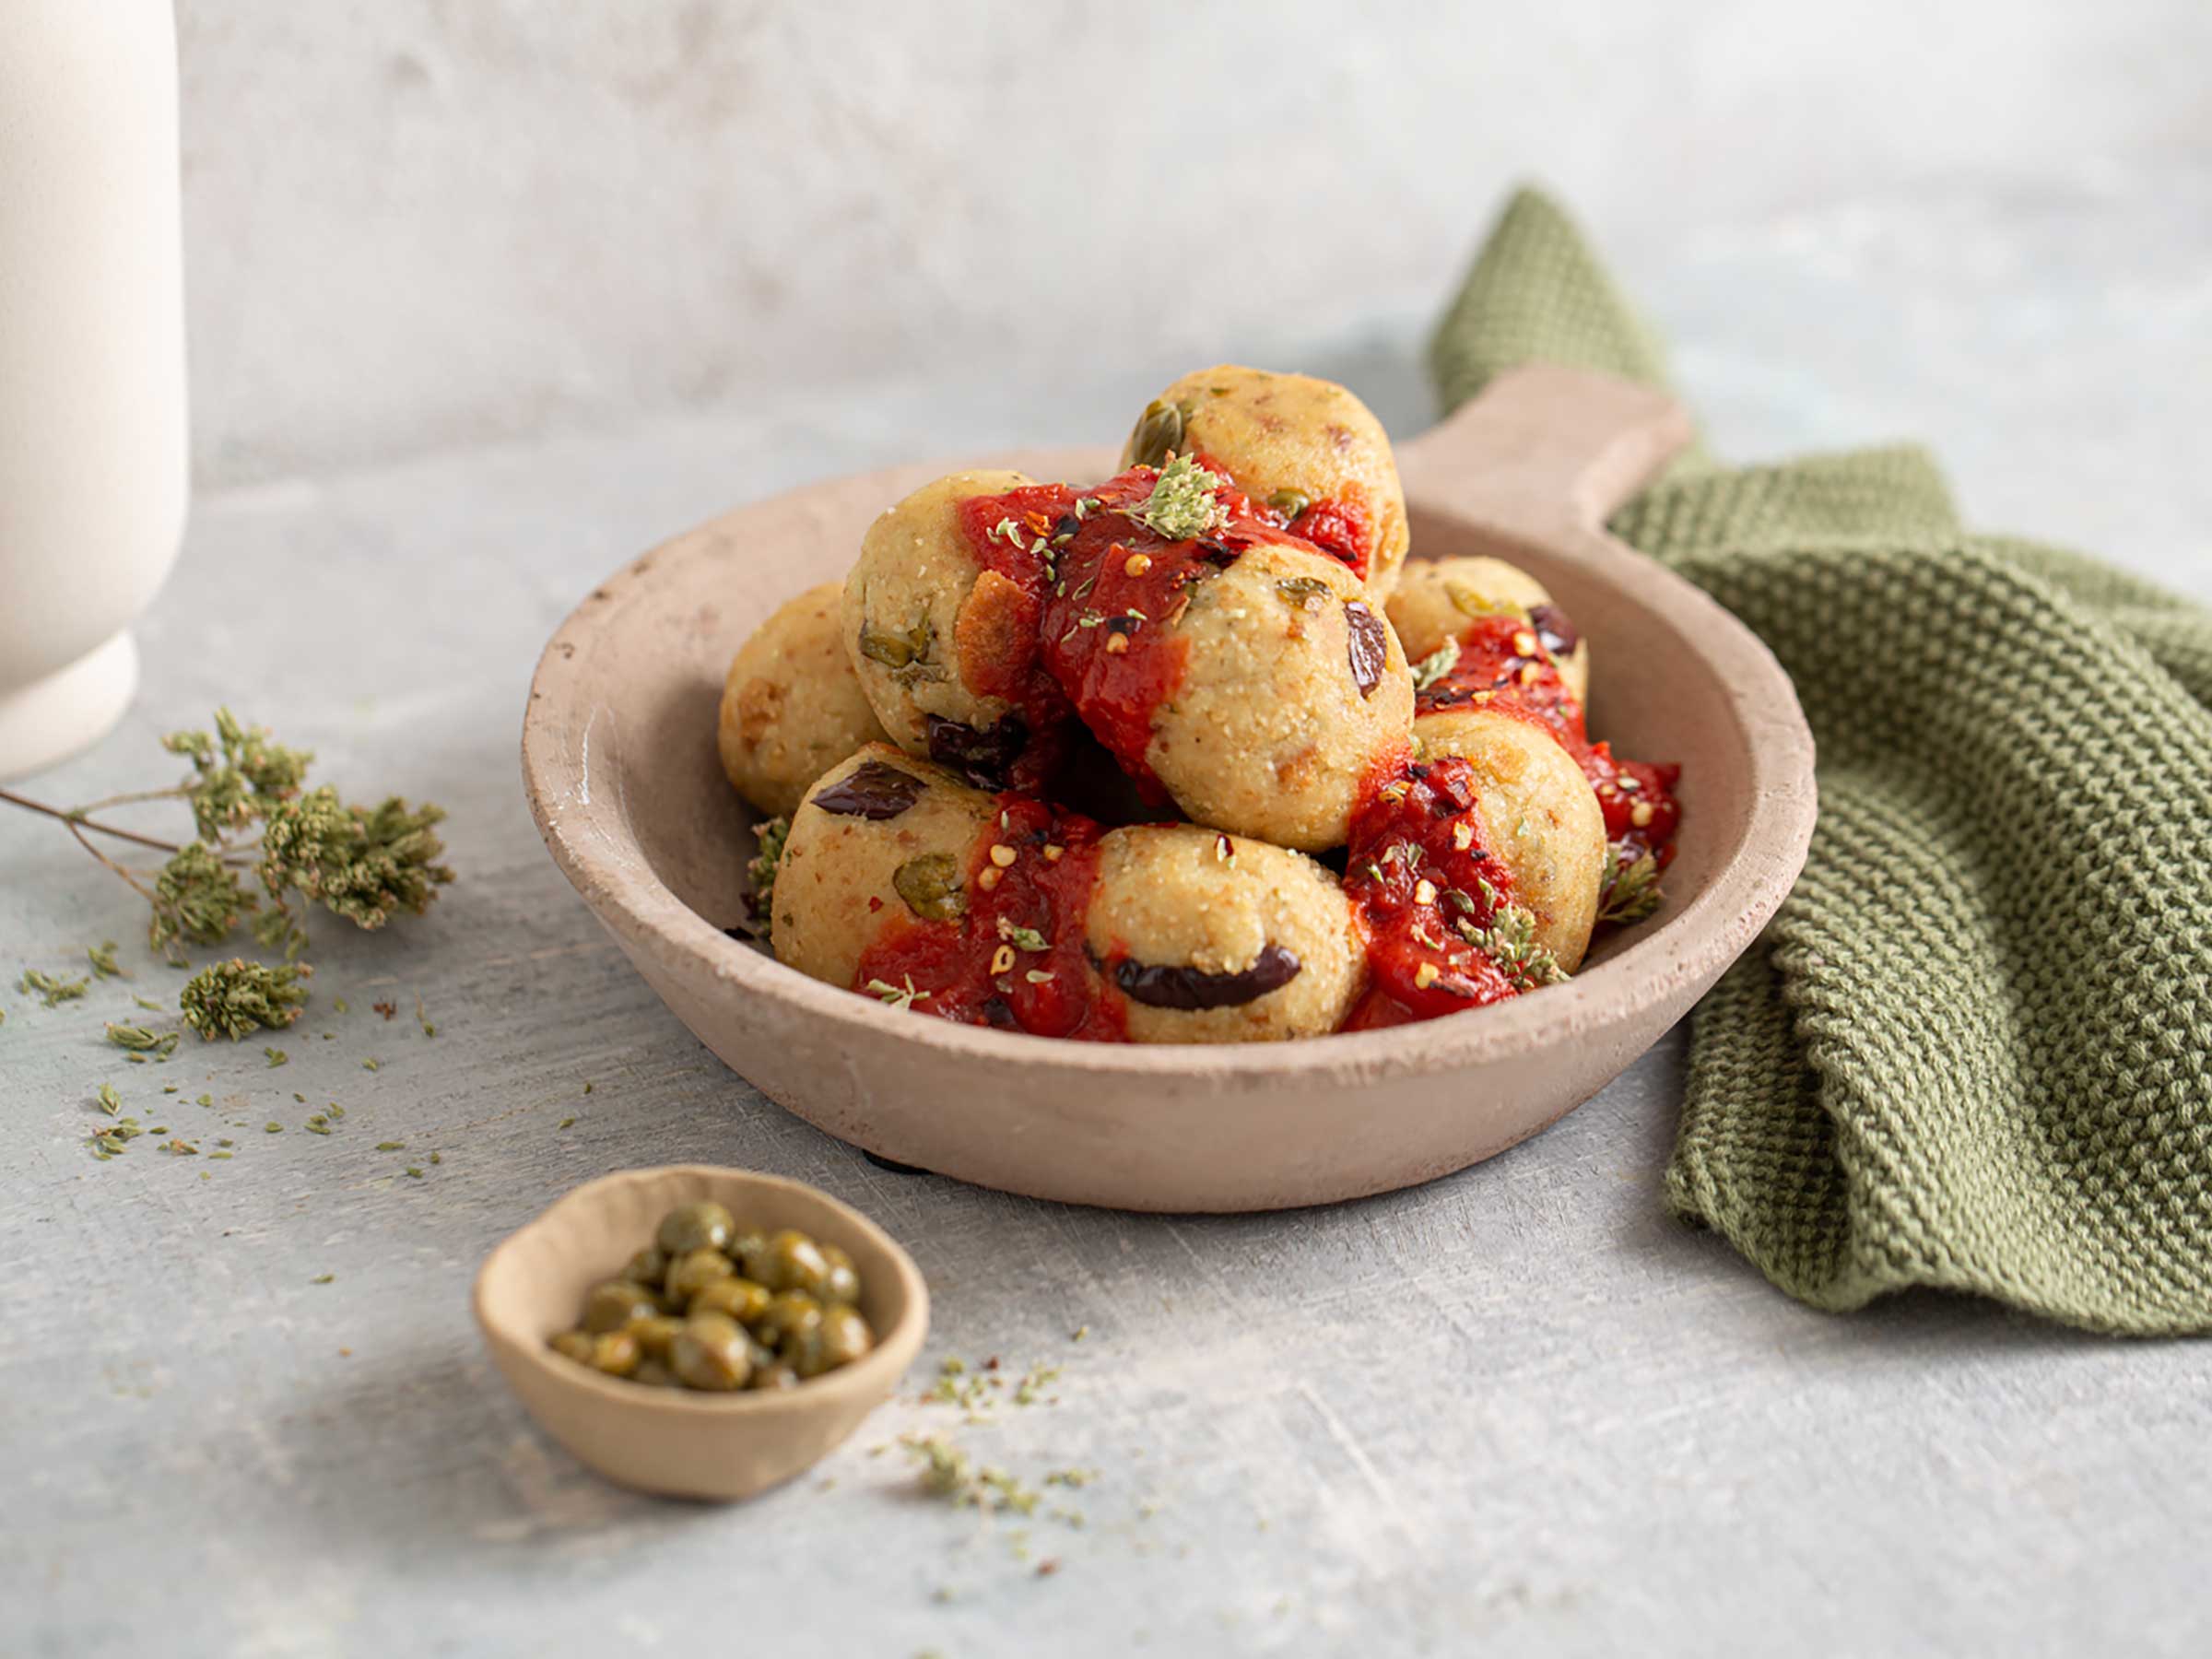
{"left": 473, "top": 1165, "right": 929, "bottom": 1500}
{"left": 520, "top": 365, "right": 1818, "bottom": 1211}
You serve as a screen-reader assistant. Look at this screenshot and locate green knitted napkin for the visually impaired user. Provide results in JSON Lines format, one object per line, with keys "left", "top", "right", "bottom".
{"left": 1431, "top": 189, "right": 2212, "bottom": 1334}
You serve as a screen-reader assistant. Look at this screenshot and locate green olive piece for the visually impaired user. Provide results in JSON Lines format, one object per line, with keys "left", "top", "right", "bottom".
{"left": 624, "top": 1245, "right": 670, "bottom": 1288}
{"left": 547, "top": 1329, "right": 596, "bottom": 1365}
{"left": 1126, "top": 398, "right": 1189, "bottom": 469}
{"left": 818, "top": 1243, "right": 862, "bottom": 1306}
{"left": 589, "top": 1330, "right": 641, "bottom": 1377}
{"left": 688, "top": 1277, "right": 771, "bottom": 1325}
{"left": 807, "top": 1305, "right": 875, "bottom": 1377}
{"left": 1268, "top": 487, "right": 1313, "bottom": 521}
{"left": 664, "top": 1246, "right": 736, "bottom": 1303}
{"left": 746, "top": 1229, "right": 831, "bottom": 1296}
{"left": 634, "top": 1358, "right": 684, "bottom": 1389}
{"left": 582, "top": 1280, "right": 660, "bottom": 1335}
{"left": 747, "top": 1361, "right": 800, "bottom": 1393}
{"left": 671, "top": 1312, "right": 753, "bottom": 1391}
{"left": 629, "top": 1313, "right": 686, "bottom": 1361}
{"left": 656, "top": 1200, "right": 736, "bottom": 1256}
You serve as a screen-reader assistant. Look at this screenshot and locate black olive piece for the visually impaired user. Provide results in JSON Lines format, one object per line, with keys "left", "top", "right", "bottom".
{"left": 1345, "top": 602, "right": 1388, "bottom": 698}
{"left": 926, "top": 713, "right": 1027, "bottom": 789}
{"left": 1112, "top": 944, "right": 1302, "bottom": 1011}
{"left": 1529, "top": 602, "right": 1581, "bottom": 660}
{"left": 812, "top": 759, "right": 924, "bottom": 820}
{"left": 980, "top": 995, "right": 1021, "bottom": 1030}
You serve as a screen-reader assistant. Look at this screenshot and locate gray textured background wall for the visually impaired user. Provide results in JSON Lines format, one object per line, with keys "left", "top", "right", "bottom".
{"left": 175, "top": 0, "right": 2212, "bottom": 487}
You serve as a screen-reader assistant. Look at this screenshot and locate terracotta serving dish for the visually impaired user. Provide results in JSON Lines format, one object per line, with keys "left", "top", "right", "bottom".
{"left": 520, "top": 365, "right": 1817, "bottom": 1212}
{"left": 473, "top": 1165, "right": 929, "bottom": 1500}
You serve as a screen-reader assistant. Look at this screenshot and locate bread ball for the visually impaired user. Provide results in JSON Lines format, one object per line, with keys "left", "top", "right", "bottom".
{"left": 771, "top": 746, "right": 996, "bottom": 990}
{"left": 1415, "top": 708, "right": 1605, "bottom": 971}
{"left": 1087, "top": 825, "right": 1362, "bottom": 1042}
{"left": 841, "top": 469, "right": 1051, "bottom": 780}
{"left": 1386, "top": 556, "right": 1589, "bottom": 704}
{"left": 717, "top": 582, "right": 892, "bottom": 818}
{"left": 1139, "top": 541, "right": 1413, "bottom": 852}
{"left": 1122, "top": 364, "right": 1409, "bottom": 600}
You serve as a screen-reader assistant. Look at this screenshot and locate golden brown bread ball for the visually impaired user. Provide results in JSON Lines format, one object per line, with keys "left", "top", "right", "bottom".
{"left": 771, "top": 747, "right": 995, "bottom": 990}
{"left": 1141, "top": 541, "right": 1413, "bottom": 853}
{"left": 841, "top": 469, "right": 1043, "bottom": 770}
{"left": 1414, "top": 707, "right": 1604, "bottom": 971}
{"left": 1122, "top": 364, "right": 1409, "bottom": 601}
{"left": 1087, "top": 825, "right": 1363, "bottom": 1042}
{"left": 1386, "top": 555, "right": 1590, "bottom": 705}
{"left": 718, "top": 582, "right": 891, "bottom": 818}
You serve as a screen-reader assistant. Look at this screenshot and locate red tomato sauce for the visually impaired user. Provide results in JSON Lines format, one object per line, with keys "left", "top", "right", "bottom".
{"left": 1416, "top": 610, "right": 1682, "bottom": 874}
{"left": 851, "top": 793, "right": 1128, "bottom": 1041}
{"left": 958, "top": 463, "right": 1315, "bottom": 803}
{"left": 1341, "top": 754, "right": 1524, "bottom": 1030}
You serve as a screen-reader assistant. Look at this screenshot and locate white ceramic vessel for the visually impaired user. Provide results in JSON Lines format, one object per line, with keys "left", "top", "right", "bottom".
{"left": 0, "top": 0, "right": 188, "bottom": 780}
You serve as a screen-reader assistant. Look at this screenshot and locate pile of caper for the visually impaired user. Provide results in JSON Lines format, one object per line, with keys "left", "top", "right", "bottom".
{"left": 547, "top": 1200, "right": 875, "bottom": 1392}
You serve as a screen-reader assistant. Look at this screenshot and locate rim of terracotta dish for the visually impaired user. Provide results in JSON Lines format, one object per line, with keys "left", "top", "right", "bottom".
{"left": 473, "top": 1166, "right": 930, "bottom": 1416}
{"left": 520, "top": 449, "right": 1817, "bottom": 1081}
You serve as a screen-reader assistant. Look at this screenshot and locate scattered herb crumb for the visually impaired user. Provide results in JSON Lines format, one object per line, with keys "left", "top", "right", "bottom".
{"left": 20, "top": 969, "right": 89, "bottom": 1007}
{"left": 372, "top": 1000, "right": 396, "bottom": 1021}
{"left": 582, "top": 1081, "right": 594, "bottom": 1095}
{"left": 265, "top": 1047, "right": 288, "bottom": 1067}
{"left": 1071, "top": 1324, "right": 1088, "bottom": 1342}
{"left": 558, "top": 1116, "right": 575, "bottom": 1130}
{"left": 404, "top": 1167, "right": 423, "bottom": 1179}
{"left": 195, "top": 1093, "right": 213, "bottom": 1107}
{"left": 87, "top": 941, "right": 125, "bottom": 980}
{"left": 311, "top": 1274, "right": 334, "bottom": 1285}
{"left": 362, "top": 1058, "right": 379, "bottom": 1072}
{"left": 416, "top": 994, "right": 435, "bottom": 1037}
{"left": 96, "top": 1083, "right": 123, "bottom": 1117}
{"left": 133, "top": 994, "right": 165, "bottom": 1013}
{"left": 264, "top": 1122, "right": 283, "bottom": 1134}
{"left": 375, "top": 1141, "right": 405, "bottom": 1151}
{"left": 333, "top": 997, "right": 349, "bottom": 1015}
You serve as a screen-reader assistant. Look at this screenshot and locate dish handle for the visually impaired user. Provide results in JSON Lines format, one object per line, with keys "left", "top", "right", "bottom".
{"left": 1394, "top": 364, "right": 1692, "bottom": 547}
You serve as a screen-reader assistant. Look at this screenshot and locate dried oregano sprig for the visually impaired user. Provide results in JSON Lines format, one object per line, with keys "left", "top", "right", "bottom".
{"left": 178, "top": 959, "right": 312, "bottom": 1042}
{"left": 0, "top": 708, "right": 453, "bottom": 970}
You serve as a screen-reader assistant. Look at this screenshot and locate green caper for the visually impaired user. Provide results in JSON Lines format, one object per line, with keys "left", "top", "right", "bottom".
{"left": 582, "top": 1280, "right": 660, "bottom": 1335}
{"left": 893, "top": 853, "right": 966, "bottom": 922}
{"left": 746, "top": 1229, "right": 830, "bottom": 1296}
{"left": 806, "top": 1305, "right": 875, "bottom": 1377}
{"left": 664, "top": 1246, "right": 735, "bottom": 1302}
{"left": 747, "top": 1361, "right": 800, "bottom": 1392}
{"left": 628, "top": 1312, "right": 686, "bottom": 1361}
{"left": 1125, "top": 398, "right": 1188, "bottom": 469}
{"left": 1267, "top": 487, "right": 1312, "bottom": 521}
{"left": 588, "top": 1330, "right": 641, "bottom": 1377}
{"left": 819, "top": 1243, "right": 862, "bottom": 1306}
{"left": 656, "top": 1201, "right": 735, "bottom": 1256}
{"left": 547, "top": 1329, "right": 596, "bottom": 1365}
{"left": 624, "top": 1244, "right": 670, "bottom": 1288}
{"left": 633, "top": 1358, "right": 683, "bottom": 1389}
{"left": 758, "top": 1288, "right": 824, "bottom": 1350}
{"left": 688, "top": 1276, "right": 771, "bottom": 1325}
{"left": 670, "top": 1312, "right": 753, "bottom": 1391}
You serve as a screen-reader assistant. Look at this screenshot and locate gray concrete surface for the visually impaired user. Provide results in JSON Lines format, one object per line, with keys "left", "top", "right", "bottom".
{"left": 7, "top": 112, "right": 2212, "bottom": 1659}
